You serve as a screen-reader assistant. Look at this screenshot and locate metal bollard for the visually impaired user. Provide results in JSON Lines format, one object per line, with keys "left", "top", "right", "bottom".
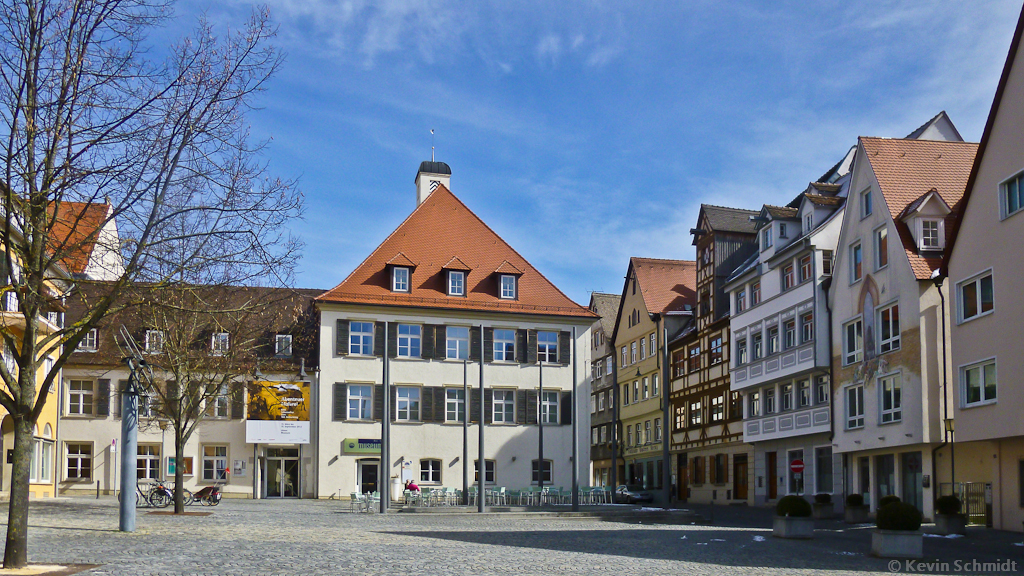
{"left": 96, "top": 481, "right": 100, "bottom": 499}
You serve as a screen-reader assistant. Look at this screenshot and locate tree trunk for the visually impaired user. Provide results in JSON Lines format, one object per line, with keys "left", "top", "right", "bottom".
{"left": 174, "top": 431, "right": 185, "bottom": 514}
{"left": 4, "top": 415, "right": 34, "bottom": 568}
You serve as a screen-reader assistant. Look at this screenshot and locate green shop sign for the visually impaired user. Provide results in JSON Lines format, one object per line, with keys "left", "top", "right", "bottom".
{"left": 343, "top": 438, "right": 381, "bottom": 454}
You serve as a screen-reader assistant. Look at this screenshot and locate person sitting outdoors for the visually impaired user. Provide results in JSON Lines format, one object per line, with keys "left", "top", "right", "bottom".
{"left": 405, "top": 479, "right": 420, "bottom": 492}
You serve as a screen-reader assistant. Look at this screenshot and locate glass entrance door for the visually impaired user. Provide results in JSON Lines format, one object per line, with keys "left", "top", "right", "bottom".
{"left": 265, "top": 448, "right": 299, "bottom": 498}
{"left": 359, "top": 460, "right": 379, "bottom": 494}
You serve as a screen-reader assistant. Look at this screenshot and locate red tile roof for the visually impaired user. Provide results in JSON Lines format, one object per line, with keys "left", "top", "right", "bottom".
{"left": 317, "top": 185, "right": 595, "bottom": 318}
{"left": 630, "top": 257, "right": 697, "bottom": 314}
{"left": 494, "top": 260, "right": 524, "bottom": 275}
{"left": 860, "top": 137, "right": 978, "bottom": 280}
{"left": 442, "top": 256, "right": 472, "bottom": 271}
{"left": 386, "top": 252, "right": 417, "bottom": 268}
{"left": 47, "top": 202, "right": 109, "bottom": 275}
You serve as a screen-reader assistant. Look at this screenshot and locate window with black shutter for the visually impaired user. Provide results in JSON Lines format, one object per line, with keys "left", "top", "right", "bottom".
{"left": 469, "top": 389, "right": 481, "bottom": 423}
{"left": 483, "top": 328, "right": 494, "bottom": 363}
{"left": 526, "top": 330, "right": 538, "bottom": 364}
{"left": 558, "top": 331, "right": 571, "bottom": 365}
{"left": 560, "top": 391, "right": 572, "bottom": 425}
{"left": 333, "top": 383, "right": 346, "bottom": 421}
{"left": 483, "top": 389, "right": 493, "bottom": 423}
{"left": 516, "top": 389, "right": 528, "bottom": 424}
{"left": 374, "top": 322, "right": 386, "bottom": 357}
{"left": 525, "top": 390, "right": 539, "bottom": 425}
{"left": 94, "top": 379, "right": 110, "bottom": 417}
{"left": 373, "top": 385, "right": 384, "bottom": 420}
{"left": 336, "top": 319, "right": 349, "bottom": 356}
{"left": 516, "top": 330, "right": 528, "bottom": 363}
{"left": 469, "top": 327, "right": 482, "bottom": 362}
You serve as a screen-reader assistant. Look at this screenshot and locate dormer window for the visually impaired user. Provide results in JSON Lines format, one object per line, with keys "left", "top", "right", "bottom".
{"left": 779, "top": 223, "right": 788, "bottom": 239}
{"left": 448, "top": 270, "right": 465, "bottom": 296}
{"left": 804, "top": 214, "right": 813, "bottom": 233}
{"left": 761, "top": 227, "right": 773, "bottom": 250}
{"left": 920, "top": 218, "right": 942, "bottom": 250}
{"left": 392, "top": 267, "right": 410, "bottom": 292}
{"left": 500, "top": 274, "right": 517, "bottom": 299}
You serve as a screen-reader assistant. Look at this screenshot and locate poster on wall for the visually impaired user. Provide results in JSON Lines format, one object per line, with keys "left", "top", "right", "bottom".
{"left": 245, "top": 380, "right": 311, "bottom": 443}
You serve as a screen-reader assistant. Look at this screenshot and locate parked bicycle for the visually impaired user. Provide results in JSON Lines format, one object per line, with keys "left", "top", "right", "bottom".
{"left": 117, "top": 480, "right": 193, "bottom": 507}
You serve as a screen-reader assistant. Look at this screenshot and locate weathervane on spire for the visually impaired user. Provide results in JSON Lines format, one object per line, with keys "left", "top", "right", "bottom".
{"left": 431, "top": 129, "right": 435, "bottom": 161}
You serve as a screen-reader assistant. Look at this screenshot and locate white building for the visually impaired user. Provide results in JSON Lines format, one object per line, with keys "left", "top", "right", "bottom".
{"left": 314, "top": 162, "right": 595, "bottom": 499}
{"left": 725, "top": 177, "right": 848, "bottom": 505}
{"left": 828, "top": 122, "right": 975, "bottom": 519}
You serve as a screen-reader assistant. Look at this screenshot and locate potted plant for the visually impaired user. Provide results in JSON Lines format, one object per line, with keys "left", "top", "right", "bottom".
{"left": 871, "top": 501, "right": 923, "bottom": 559}
{"left": 844, "top": 494, "right": 870, "bottom": 523}
{"left": 878, "top": 495, "right": 901, "bottom": 507}
{"left": 773, "top": 495, "right": 814, "bottom": 539}
{"left": 812, "top": 493, "right": 834, "bottom": 519}
{"left": 934, "top": 495, "right": 967, "bottom": 536}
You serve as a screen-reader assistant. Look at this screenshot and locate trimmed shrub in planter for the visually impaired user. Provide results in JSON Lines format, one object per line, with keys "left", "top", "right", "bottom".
{"left": 871, "top": 502, "right": 923, "bottom": 559}
{"left": 812, "top": 493, "right": 835, "bottom": 519}
{"left": 934, "top": 496, "right": 966, "bottom": 536}
{"left": 878, "top": 495, "right": 901, "bottom": 508}
{"left": 845, "top": 494, "right": 869, "bottom": 524}
{"left": 773, "top": 495, "right": 814, "bottom": 539}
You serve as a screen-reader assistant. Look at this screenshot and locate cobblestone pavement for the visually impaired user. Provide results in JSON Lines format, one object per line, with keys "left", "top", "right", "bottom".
{"left": 0, "top": 498, "right": 1021, "bottom": 575}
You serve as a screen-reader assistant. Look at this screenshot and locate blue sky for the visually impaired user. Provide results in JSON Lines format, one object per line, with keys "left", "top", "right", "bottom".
{"left": 171, "top": 0, "right": 1021, "bottom": 304}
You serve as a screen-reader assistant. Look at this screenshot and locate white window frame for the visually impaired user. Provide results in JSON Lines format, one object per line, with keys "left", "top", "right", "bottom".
{"left": 879, "top": 373, "right": 902, "bottom": 424}
{"left": 137, "top": 445, "right": 161, "bottom": 480}
{"left": 874, "top": 225, "right": 888, "bottom": 270}
{"left": 597, "top": 392, "right": 605, "bottom": 412}
{"left": 644, "top": 420, "right": 651, "bottom": 444}
{"left": 654, "top": 418, "right": 662, "bottom": 442}
{"left": 751, "top": 332, "right": 762, "bottom": 361}
{"left": 805, "top": 213, "right": 813, "bottom": 232}
{"left": 202, "top": 445, "right": 228, "bottom": 481}
{"left": 81, "top": 328, "right": 98, "bottom": 352}
{"left": 850, "top": 242, "right": 863, "bottom": 283}
{"left": 349, "top": 321, "right": 374, "bottom": 355}
{"left": 540, "top": 390, "right": 558, "bottom": 424}
{"left": 799, "top": 254, "right": 812, "bottom": 283}
{"left": 961, "top": 358, "right": 997, "bottom": 407}
{"left": 801, "top": 312, "right": 813, "bottom": 343}
{"left": 145, "top": 330, "right": 164, "bottom": 354}
{"left": 751, "top": 281, "right": 761, "bottom": 305}
{"left": 736, "top": 338, "right": 747, "bottom": 365}
{"left": 919, "top": 218, "right": 943, "bottom": 250}
{"left": 420, "top": 458, "right": 442, "bottom": 484}
{"left": 445, "top": 388, "right": 465, "bottom": 423}
{"left": 767, "top": 326, "right": 779, "bottom": 356}
{"left": 211, "top": 332, "right": 230, "bottom": 356}
{"left": 448, "top": 270, "right": 465, "bottom": 296}
{"left": 783, "top": 264, "right": 795, "bottom": 291}
{"left": 213, "top": 385, "right": 230, "bottom": 418}
{"left": 815, "top": 377, "right": 829, "bottom": 405}
{"left": 878, "top": 303, "right": 900, "bottom": 354}
{"left": 474, "top": 459, "right": 496, "bottom": 484}
{"left": 348, "top": 384, "right": 373, "bottom": 420}
{"left": 957, "top": 270, "right": 994, "bottom": 323}
{"left": 652, "top": 373, "right": 659, "bottom": 396}
{"left": 748, "top": 391, "right": 760, "bottom": 417}
{"left": 275, "top": 334, "right": 293, "bottom": 357}
{"left": 493, "top": 328, "right": 516, "bottom": 362}
{"left": 797, "top": 379, "right": 810, "bottom": 407}
{"left": 779, "top": 222, "right": 788, "bottom": 239}
{"left": 846, "top": 385, "right": 865, "bottom": 429}
{"left": 843, "top": 319, "right": 862, "bottom": 366}
{"left": 861, "top": 189, "right": 872, "bottom": 218}
{"left": 30, "top": 437, "right": 54, "bottom": 483}
{"left": 492, "top": 389, "right": 514, "bottom": 423}
{"left": 630, "top": 341, "right": 637, "bottom": 364}
{"left": 762, "top": 227, "right": 773, "bottom": 250}
{"left": 735, "top": 288, "right": 746, "bottom": 312}
{"left": 67, "top": 380, "right": 94, "bottom": 416}
{"left": 764, "top": 388, "right": 775, "bottom": 414}
{"left": 781, "top": 383, "right": 793, "bottom": 411}
{"left": 392, "top": 266, "right": 410, "bottom": 292}
{"left": 999, "top": 170, "right": 1024, "bottom": 219}
{"left": 783, "top": 319, "right": 796, "bottom": 349}
{"left": 65, "top": 442, "right": 92, "bottom": 481}
{"left": 446, "top": 326, "right": 469, "bottom": 360}
{"left": 500, "top": 275, "right": 517, "bottom": 299}
{"left": 537, "top": 331, "right": 558, "bottom": 363}
{"left": 396, "top": 386, "right": 421, "bottom": 421}
{"left": 397, "top": 324, "right": 421, "bottom": 358}
{"left": 640, "top": 337, "right": 646, "bottom": 360}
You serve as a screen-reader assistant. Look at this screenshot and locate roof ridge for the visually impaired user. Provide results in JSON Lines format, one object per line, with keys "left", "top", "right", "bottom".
{"left": 701, "top": 203, "right": 760, "bottom": 214}
{"left": 630, "top": 256, "right": 697, "bottom": 265}
{"left": 860, "top": 136, "right": 979, "bottom": 145}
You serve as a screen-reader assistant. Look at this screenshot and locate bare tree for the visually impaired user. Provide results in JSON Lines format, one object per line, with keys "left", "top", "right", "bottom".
{"left": 123, "top": 285, "right": 311, "bottom": 514}
{"left": 0, "top": 1, "right": 301, "bottom": 567}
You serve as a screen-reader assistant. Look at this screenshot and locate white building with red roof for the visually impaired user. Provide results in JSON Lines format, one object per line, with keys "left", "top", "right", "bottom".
{"left": 316, "top": 162, "right": 596, "bottom": 501}
{"left": 828, "top": 129, "right": 977, "bottom": 520}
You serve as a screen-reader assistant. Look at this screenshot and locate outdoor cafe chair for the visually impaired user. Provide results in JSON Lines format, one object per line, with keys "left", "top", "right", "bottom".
{"left": 350, "top": 492, "right": 366, "bottom": 512}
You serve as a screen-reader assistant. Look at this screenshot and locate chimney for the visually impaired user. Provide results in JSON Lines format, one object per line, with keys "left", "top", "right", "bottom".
{"left": 415, "top": 161, "right": 452, "bottom": 206}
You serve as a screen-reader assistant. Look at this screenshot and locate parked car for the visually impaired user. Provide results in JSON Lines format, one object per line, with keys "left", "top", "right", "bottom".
{"left": 615, "top": 484, "right": 654, "bottom": 504}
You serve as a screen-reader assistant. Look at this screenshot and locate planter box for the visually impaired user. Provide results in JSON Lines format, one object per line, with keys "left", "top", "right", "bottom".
{"left": 845, "top": 505, "right": 870, "bottom": 524}
{"left": 935, "top": 513, "right": 967, "bottom": 536}
{"left": 871, "top": 529, "right": 923, "bottom": 559}
{"left": 773, "top": 516, "right": 814, "bottom": 539}
{"left": 812, "top": 502, "right": 835, "bottom": 520}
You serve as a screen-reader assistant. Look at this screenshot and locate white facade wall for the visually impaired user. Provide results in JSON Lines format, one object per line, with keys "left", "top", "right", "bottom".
{"left": 58, "top": 367, "right": 315, "bottom": 498}
{"left": 316, "top": 304, "right": 591, "bottom": 499}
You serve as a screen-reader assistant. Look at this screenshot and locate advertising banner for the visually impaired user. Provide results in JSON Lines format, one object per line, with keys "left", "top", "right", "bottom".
{"left": 246, "top": 380, "right": 311, "bottom": 444}
{"left": 342, "top": 438, "right": 381, "bottom": 454}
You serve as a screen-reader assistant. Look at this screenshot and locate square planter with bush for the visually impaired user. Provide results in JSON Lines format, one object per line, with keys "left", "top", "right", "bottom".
{"left": 934, "top": 495, "right": 967, "bottom": 536}
{"left": 870, "top": 499, "right": 923, "bottom": 559}
{"left": 844, "top": 494, "right": 870, "bottom": 523}
{"left": 773, "top": 495, "right": 815, "bottom": 539}
{"left": 812, "top": 493, "right": 834, "bottom": 519}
